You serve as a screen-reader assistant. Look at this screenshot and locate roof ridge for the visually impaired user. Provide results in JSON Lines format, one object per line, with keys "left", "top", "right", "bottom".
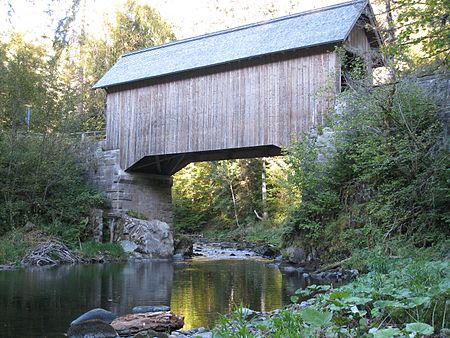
{"left": 123, "top": 0, "right": 366, "bottom": 58}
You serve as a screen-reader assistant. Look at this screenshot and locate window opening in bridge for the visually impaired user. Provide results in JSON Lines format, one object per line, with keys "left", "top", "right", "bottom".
{"left": 341, "top": 51, "right": 367, "bottom": 92}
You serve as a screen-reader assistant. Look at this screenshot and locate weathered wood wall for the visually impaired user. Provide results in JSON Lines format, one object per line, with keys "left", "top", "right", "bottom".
{"left": 106, "top": 48, "right": 338, "bottom": 170}
{"left": 346, "top": 25, "right": 372, "bottom": 55}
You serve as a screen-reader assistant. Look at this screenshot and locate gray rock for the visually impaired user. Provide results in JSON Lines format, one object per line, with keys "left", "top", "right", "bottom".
{"left": 120, "top": 240, "right": 138, "bottom": 253}
{"left": 236, "top": 307, "right": 255, "bottom": 319}
{"left": 285, "top": 246, "right": 306, "bottom": 265}
{"left": 132, "top": 305, "right": 171, "bottom": 314}
{"left": 24, "top": 221, "right": 36, "bottom": 232}
{"left": 71, "top": 308, "right": 117, "bottom": 325}
{"left": 133, "top": 329, "right": 168, "bottom": 338}
{"left": 123, "top": 217, "right": 174, "bottom": 258}
{"left": 67, "top": 319, "right": 118, "bottom": 338}
{"left": 253, "top": 244, "right": 279, "bottom": 257}
{"left": 281, "top": 266, "right": 297, "bottom": 273}
{"left": 173, "top": 236, "right": 193, "bottom": 258}
{"left": 192, "top": 332, "right": 212, "bottom": 338}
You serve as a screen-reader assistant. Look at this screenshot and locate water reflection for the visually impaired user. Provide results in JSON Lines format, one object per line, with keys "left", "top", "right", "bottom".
{"left": 0, "top": 262, "right": 173, "bottom": 338}
{"left": 171, "top": 259, "right": 283, "bottom": 329}
{"left": 0, "top": 259, "right": 312, "bottom": 337}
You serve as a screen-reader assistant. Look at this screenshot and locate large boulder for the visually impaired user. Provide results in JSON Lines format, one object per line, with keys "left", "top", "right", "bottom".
{"left": 67, "top": 319, "right": 118, "bottom": 338}
{"left": 253, "top": 244, "right": 279, "bottom": 258}
{"left": 122, "top": 217, "right": 174, "bottom": 258}
{"left": 111, "top": 312, "right": 184, "bottom": 335}
{"left": 71, "top": 308, "right": 117, "bottom": 325}
{"left": 284, "top": 246, "right": 307, "bottom": 265}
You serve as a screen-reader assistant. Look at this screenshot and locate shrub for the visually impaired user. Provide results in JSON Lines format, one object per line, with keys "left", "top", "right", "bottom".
{"left": 0, "top": 132, "right": 104, "bottom": 244}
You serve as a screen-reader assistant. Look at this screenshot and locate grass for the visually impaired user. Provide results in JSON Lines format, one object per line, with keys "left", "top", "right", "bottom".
{"left": 77, "top": 240, "right": 126, "bottom": 260}
{"left": 0, "top": 229, "right": 127, "bottom": 265}
{"left": 0, "top": 228, "right": 49, "bottom": 265}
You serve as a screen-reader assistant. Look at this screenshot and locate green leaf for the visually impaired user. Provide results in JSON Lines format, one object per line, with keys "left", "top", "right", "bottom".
{"left": 330, "top": 291, "right": 351, "bottom": 300}
{"left": 405, "top": 322, "right": 434, "bottom": 335}
{"left": 290, "top": 295, "right": 299, "bottom": 303}
{"left": 407, "top": 297, "right": 431, "bottom": 307}
{"left": 344, "top": 296, "right": 372, "bottom": 305}
{"left": 299, "top": 308, "right": 333, "bottom": 327}
{"left": 369, "top": 327, "right": 402, "bottom": 337}
{"left": 373, "top": 300, "right": 406, "bottom": 309}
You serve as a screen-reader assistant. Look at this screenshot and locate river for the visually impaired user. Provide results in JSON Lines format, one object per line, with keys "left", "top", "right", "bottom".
{"left": 0, "top": 258, "right": 312, "bottom": 337}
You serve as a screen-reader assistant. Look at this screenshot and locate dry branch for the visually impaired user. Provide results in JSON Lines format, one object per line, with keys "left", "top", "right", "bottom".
{"left": 21, "top": 239, "right": 80, "bottom": 267}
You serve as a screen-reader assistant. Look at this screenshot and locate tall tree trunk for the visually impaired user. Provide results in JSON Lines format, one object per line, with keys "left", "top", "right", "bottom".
{"left": 229, "top": 180, "right": 240, "bottom": 228}
{"left": 384, "top": 0, "right": 396, "bottom": 44}
{"left": 261, "top": 159, "right": 268, "bottom": 220}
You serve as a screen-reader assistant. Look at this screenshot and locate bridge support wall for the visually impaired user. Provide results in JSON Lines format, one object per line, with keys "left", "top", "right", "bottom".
{"left": 87, "top": 141, "right": 173, "bottom": 224}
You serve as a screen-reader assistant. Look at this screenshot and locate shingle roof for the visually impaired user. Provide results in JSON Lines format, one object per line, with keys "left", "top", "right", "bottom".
{"left": 93, "top": 0, "right": 370, "bottom": 89}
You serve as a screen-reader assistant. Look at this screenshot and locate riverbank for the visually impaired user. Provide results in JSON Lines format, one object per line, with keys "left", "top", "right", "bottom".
{"left": 0, "top": 228, "right": 127, "bottom": 271}
{"left": 171, "top": 255, "right": 450, "bottom": 338}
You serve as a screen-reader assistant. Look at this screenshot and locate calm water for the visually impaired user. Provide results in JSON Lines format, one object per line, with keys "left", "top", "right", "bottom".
{"left": 0, "top": 258, "right": 311, "bottom": 338}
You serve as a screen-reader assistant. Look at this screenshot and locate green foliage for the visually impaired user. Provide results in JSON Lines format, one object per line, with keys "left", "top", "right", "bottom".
{"left": 77, "top": 241, "right": 126, "bottom": 260}
{"left": 284, "top": 78, "right": 448, "bottom": 260}
{"left": 382, "top": 0, "right": 450, "bottom": 68}
{"left": 213, "top": 306, "right": 257, "bottom": 338}
{"left": 127, "top": 209, "right": 148, "bottom": 220}
{"left": 173, "top": 158, "right": 290, "bottom": 236}
{"left": 284, "top": 135, "right": 340, "bottom": 248}
{"left": 0, "top": 132, "right": 104, "bottom": 243}
{"left": 213, "top": 257, "right": 449, "bottom": 337}
{"left": 0, "top": 229, "right": 32, "bottom": 264}
{"left": 0, "top": 34, "right": 61, "bottom": 132}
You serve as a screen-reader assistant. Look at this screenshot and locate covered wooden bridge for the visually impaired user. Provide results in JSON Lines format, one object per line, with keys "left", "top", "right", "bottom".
{"left": 94, "top": 0, "right": 382, "bottom": 175}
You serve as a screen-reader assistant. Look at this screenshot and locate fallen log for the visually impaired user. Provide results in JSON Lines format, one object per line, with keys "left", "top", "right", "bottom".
{"left": 111, "top": 312, "right": 184, "bottom": 336}
{"left": 314, "top": 257, "right": 350, "bottom": 273}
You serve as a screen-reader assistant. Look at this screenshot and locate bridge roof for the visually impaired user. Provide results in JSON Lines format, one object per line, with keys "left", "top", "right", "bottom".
{"left": 93, "top": 0, "right": 375, "bottom": 89}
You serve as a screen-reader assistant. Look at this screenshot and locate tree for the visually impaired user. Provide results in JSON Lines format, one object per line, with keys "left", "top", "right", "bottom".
{"left": 376, "top": 0, "right": 449, "bottom": 69}
{"left": 0, "top": 34, "right": 60, "bottom": 133}
{"left": 74, "top": 0, "right": 176, "bottom": 131}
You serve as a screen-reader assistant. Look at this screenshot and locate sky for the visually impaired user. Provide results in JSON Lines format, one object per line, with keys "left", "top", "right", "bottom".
{"left": 0, "top": 0, "right": 349, "bottom": 43}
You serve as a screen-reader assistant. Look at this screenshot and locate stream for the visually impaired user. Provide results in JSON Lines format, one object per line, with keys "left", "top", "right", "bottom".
{"left": 0, "top": 245, "right": 317, "bottom": 338}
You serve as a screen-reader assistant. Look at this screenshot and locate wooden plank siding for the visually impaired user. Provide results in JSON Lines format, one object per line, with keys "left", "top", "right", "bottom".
{"left": 105, "top": 48, "right": 339, "bottom": 171}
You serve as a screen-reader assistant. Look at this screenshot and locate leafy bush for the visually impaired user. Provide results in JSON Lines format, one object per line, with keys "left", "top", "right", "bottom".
{"left": 213, "top": 257, "right": 449, "bottom": 337}
{"left": 0, "top": 132, "right": 104, "bottom": 243}
{"left": 284, "top": 78, "right": 448, "bottom": 260}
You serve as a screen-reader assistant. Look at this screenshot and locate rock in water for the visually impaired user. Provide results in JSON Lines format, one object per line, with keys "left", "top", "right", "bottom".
{"left": 132, "top": 305, "right": 170, "bottom": 314}
{"left": 284, "top": 246, "right": 306, "bottom": 265}
{"left": 133, "top": 329, "right": 168, "bottom": 338}
{"left": 71, "top": 308, "right": 117, "bottom": 325}
{"left": 123, "top": 217, "right": 174, "bottom": 258}
{"left": 67, "top": 319, "right": 118, "bottom": 338}
{"left": 173, "top": 235, "right": 193, "bottom": 258}
{"left": 111, "top": 312, "right": 184, "bottom": 335}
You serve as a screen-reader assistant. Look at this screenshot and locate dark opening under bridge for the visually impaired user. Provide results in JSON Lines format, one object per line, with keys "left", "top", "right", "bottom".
{"left": 91, "top": 0, "right": 383, "bottom": 222}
